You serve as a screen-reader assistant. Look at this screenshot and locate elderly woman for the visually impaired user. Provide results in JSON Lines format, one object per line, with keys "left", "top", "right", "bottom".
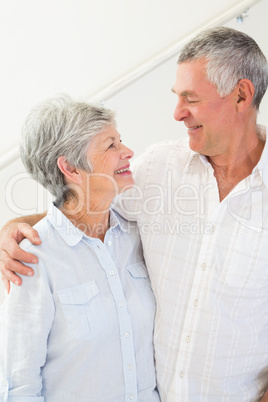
{"left": 0, "top": 95, "right": 159, "bottom": 402}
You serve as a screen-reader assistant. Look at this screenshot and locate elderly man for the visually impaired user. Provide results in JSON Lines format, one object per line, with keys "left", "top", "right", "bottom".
{"left": 1, "top": 27, "right": 268, "bottom": 401}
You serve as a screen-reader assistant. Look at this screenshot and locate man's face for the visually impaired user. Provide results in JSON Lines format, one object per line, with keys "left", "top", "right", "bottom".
{"left": 172, "top": 58, "right": 237, "bottom": 157}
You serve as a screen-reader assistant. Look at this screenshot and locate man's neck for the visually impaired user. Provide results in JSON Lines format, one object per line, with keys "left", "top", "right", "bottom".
{"left": 207, "top": 133, "right": 265, "bottom": 202}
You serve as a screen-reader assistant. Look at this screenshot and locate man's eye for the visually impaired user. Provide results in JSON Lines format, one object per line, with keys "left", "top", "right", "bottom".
{"left": 187, "top": 99, "right": 198, "bottom": 104}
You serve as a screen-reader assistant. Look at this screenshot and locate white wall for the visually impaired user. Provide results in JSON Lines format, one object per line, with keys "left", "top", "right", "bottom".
{"left": 0, "top": 0, "right": 261, "bottom": 154}
{"left": 1, "top": 0, "right": 267, "bottom": 224}
{"left": 0, "top": 0, "right": 267, "bottom": 302}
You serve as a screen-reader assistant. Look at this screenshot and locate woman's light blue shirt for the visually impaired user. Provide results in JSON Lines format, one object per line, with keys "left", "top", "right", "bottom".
{"left": 0, "top": 203, "right": 159, "bottom": 402}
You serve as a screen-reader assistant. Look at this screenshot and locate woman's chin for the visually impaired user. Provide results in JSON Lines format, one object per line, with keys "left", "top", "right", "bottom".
{"left": 118, "top": 179, "right": 135, "bottom": 194}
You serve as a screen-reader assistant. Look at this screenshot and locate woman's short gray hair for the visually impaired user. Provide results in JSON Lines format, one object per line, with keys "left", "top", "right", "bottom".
{"left": 177, "top": 27, "right": 268, "bottom": 109}
{"left": 20, "top": 94, "right": 116, "bottom": 205}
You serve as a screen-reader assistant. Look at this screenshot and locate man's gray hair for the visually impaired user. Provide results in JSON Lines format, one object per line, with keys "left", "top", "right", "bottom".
{"left": 177, "top": 27, "right": 268, "bottom": 109}
{"left": 20, "top": 94, "right": 116, "bottom": 206}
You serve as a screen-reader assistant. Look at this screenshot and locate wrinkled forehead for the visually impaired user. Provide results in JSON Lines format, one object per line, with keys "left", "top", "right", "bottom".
{"left": 87, "top": 125, "right": 120, "bottom": 148}
{"left": 173, "top": 59, "right": 208, "bottom": 93}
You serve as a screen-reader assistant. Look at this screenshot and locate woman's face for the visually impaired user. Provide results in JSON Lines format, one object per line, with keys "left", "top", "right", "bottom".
{"left": 83, "top": 125, "right": 135, "bottom": 197}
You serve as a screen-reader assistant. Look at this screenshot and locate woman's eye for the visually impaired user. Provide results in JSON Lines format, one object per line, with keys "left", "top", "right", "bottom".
{"left": 108, "top": 139, "right": 122, "bottom": 149}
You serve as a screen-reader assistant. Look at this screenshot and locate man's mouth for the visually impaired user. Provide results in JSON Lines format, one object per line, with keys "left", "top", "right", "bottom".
{"left": 188, "top": 125, "right": 202, "bottom": 130}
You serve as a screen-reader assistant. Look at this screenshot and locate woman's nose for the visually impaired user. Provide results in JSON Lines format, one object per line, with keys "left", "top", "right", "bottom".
{"left": 121, "top": 144, "right": 134, "bottom": 160}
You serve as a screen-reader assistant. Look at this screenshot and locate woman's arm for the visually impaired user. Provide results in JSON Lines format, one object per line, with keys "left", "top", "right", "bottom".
{"left": 0, "top": 214, "right": 45, "bottom": 292}
{"left": 0, "top": 255, "right": 54, "bottom": 401}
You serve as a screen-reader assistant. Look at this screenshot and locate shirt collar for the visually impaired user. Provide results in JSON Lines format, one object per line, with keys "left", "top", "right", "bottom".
{"left": 46, "top": 203, "right": 128, "bottom": 247}
{"left": 183, "top": 148, "right": 210, "bottom": 173}
{"left": 109, "top": 208, "right": 128, "bottom": 233}
{"left": 47, "top": 203, "right": 84, "bottom": 246}
{"left": 252, "top": 125, "right": 268, "bottom": 188}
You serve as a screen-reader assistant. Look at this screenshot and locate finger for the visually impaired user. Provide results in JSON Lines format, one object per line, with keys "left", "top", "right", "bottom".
{"left": 1, "top": 245, "right": 38, "bottom": 264}
{"left": 16, "top": 224, "right": 41, "bottom": 245}
{"left": 2, "top": 276, "right": 10, "bottom": 294}
{"left": 1, "top": 268, "right": 22, "bottom": 286}
{"left": 0, "top": 253, "right": 35, "bottom": 277}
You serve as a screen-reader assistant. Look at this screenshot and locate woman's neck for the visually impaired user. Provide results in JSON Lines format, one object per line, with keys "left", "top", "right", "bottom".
{"left": 60, "top": 197, "right": 111, "bottom": 241}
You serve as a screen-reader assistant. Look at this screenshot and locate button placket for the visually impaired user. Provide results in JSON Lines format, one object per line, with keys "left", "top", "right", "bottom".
{"left": 94, "top": 236, "right": 138, "bottom": 400}
{"left": 175, "top": 228, "right": 214, "bottom": 380}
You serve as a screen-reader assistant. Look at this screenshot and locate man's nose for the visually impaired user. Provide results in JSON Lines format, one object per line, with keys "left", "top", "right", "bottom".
{"left": 173, "top": 99, "right": 189, "bottom": 121}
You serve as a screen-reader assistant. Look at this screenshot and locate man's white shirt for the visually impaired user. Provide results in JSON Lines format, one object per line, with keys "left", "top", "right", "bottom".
{"left": 115, "top": 125, "right": 268, "bottom": 401}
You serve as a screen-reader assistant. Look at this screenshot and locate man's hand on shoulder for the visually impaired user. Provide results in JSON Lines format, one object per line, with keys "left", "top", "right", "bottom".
{"left": 0, "top": 215, "right": 44, "bottom": 293}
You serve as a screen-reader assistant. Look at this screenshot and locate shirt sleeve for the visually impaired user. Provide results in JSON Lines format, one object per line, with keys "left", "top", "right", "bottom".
{"left": 0, "top": 261, "right": 55, "bottom": 401}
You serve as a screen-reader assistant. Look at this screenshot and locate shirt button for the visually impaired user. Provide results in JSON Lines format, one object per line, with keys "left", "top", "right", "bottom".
{"left": 107, "top": 241, "right": 112, "bottom": 246}
{"left": 124, "top": 332, "right": 130, "bottom": 338}
{"left": 1, "top": 379, "right": 8, "bottom": 386}
{"left": 194, "top": 299, "right": 198, "bottom": 307}
{"left": 128, "top": 364, "right": 133, "bottom": 370}
{"left": 109, "top": 270, "right": 115, "bottom": 276}
{"left": 186, "top": 335, "right": 190, "bottom": 343}
{"left": 201, "top": 263, "right": 206, "bottom": 270}
{"left": 179, "top": 371, "right": 184, "bottom": 378}
{"left": 119, "top": 302, "right": 124, "bottom": 307}
{"left": 129, "top": 395, "right": 134, "bottom": 400}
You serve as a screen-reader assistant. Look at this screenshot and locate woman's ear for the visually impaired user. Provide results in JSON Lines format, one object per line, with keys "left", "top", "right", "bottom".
{"left": 235, "top": 79, "right": 255, "bottom": 111}
{"left": 57, "top": 156, "right": 82, "bottom": 184}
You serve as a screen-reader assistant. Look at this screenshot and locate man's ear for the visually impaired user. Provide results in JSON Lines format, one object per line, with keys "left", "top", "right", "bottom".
{"left": 57, "top": 156, "right": 82, "bottom": 184}
{"left": 235, "top": 79, "right": 255, "bottom": 111}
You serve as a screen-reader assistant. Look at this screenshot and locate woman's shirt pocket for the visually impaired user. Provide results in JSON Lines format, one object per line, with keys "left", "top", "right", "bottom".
{"left": 127, "top": 262, "right": 156, "bottom": 310}
{"left": 57, "top": 281, "right": 109, "bottom": 341}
